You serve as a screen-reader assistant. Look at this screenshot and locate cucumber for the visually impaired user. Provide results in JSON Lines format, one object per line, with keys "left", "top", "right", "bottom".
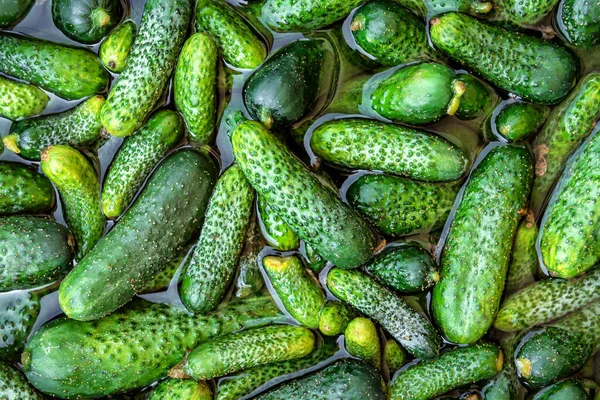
{"left": 345, "top": 317, "right": 381, "bottom": 369}
{"left": 347, "top": 174, "right": 460, "bottom": 237}
{"left": 184, "top": 325, "right": 315, "bottom": 380}
{"left": 429, "top": 13, "right": 577, "bottom": 105}
{"left": 235, "top": 215, "right": 265, "bottom": 298}
{"left": 58, "top": 149, "right": 218, "bottom": 321}
{"left": 531, "top": 379, "right": 593, "bottom": 400}
{"left": 149, "top": 379, "right": 212, "bottom": 400}
{"left": 327, "top": 268, "right": 441, "bottom": 359}
{"left": 101, "top": 109, "right": 184, "bottom": 219}
{"left": 52, "top": 0, "right": 122, "bottom": 44}
{"left": 0, "top": 362, "right": 44, "bottom": 400}
{"left": 0, "top": 32, "right": 109, "bottom": 100}
{"left": 319, "top": 300, "right": 357, "bottom": 336}
{"left": 4, "top": 95, "right": 106, "bottom": 161}
{"left": 505, "top": 214, "right": 538, "bottom": 294}
{"left": 263, "top": 255, "right": 326, "bottom": 328}
{"left": 41, "top": 145, "right": 105, "bottom": 260}
{"left": 0, "top": 161, "right": 55, "bottom": 215}
{"left": 261, "top": 0, "right": 364, "bottom": 32}
{"left": 384, "top": 338, "right": 407, "bottom": 376}
{"left": 311, "top": 119, "right": 468, "bottom": 181}
{"left": 99, "top": 20, "right": 136, "bottom": 73}
{"left": 391, "top": 0, "right": 492, "bottom": 17}
{"left": 495, "top": 102, "right": 551, "bottom": 142}
{"left": 489, "top": 0, "right": 560, "bottom": 26}
{"left": 455, "top": 72, "right": 497, "bottom": 121}
{"left": 390, "top": 343, "right": 503, "bottom": 400}
{"left": 99, "top": 0, "right": 192, "bottom": 137}
{"left": 432, "top": 145, "right": 534, "bottom": 344}
{"left": 180, "top": 165, "right": 254, "bottom": 313}
{"left": 557, "top": 0, "right": 600, "bottom": 48}
{"left": 22, "top": 293, "right": 284, "bottom": 398}
{"left": 481, "top": 334, "right": 519, "bottom": 400}
{"left": 258, "top": 196, "right": 300, "bottom": 251}
{"left": 0, "top": 75, "right": 48, "bottom": 120}
{"left": 0, "top": 0, "right": 35, "bottom": 27}
{"left": 232, "top": 121, "right": 377, "bottom": 269}
{"left": 138, "top": 245, "right": 190, "bottom": 294}
{"left": 304, "top": 243, "right": 326, "bottom": 273}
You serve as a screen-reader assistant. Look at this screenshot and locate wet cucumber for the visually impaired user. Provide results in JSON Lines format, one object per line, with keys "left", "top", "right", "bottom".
{"left": 99, "top": 20, "right": 136, "bottom": 73}
{"left": 319, "top": 301, "right": 357, "bottom": 336}
{"left": 58, "top": 149, "right": 218, "bottom": 321}
{"left": 261, "top": 0, "right": 364, "bottom": 32}
{"left": 557, "top": 0, "right": 600, "bottom": 48}
{"left": 495, "top": 102, "right": 550, "bottom": 142}
{"left": 232, "top": 121, "right": 378, "bottom": 269}
{"left": 432, "top": 145, "right": 534, "bottom": 344}
{"left": 0, "top": 75, "right": 48, "bottom": 120}
{"left": 481, "top": 333, "right": 519, "bottom": 400}
{"left": 391, "top": 0, "right": 492, "bottom": 17}
{"left": 489, "top": 0, "right": 560, "bottom": 26}
{"left": 0, "top": 0, "right": 35, "bottom": 28}
{"left": 149, "top": 379, "right": 212, "bottom": 400}
{"left": 258, "top": 196, "right": 300, "bottom": 251}
{"left": 0, "top": 162, "right": 55, "bottom": 215}
{"left": 138, "top": 245, "right": 190, "bottom": 294}
{"left": 0, "top": 289, "right": 43, "bottom": 361}
{"left": 0, "top": 362, "right": 44, "bottom": 400}
{"left": 52, "top": 0, "right": 122, "bottom": 44}
{"left": 505, "top": 214, "right": 538, "bottom": 294}
{"left": 385, "top": 338, "right": 407, "bottom": 376}
{"left": 531, "top": 379, "right": 593, "bottom": 400}
{"left": 455, "top": 72, "right": 497, "bottom": 121}
{"left": 235, "top": 215, "right": 265, "bottom": 298}
{"left": 101, "top": 109, "right": 184, "bottom": 219}
{"left": 99, "top": 0, "right": 192, "bottom": 137}
{"left": 345, "top": 317, "right": 381, "bottom": 369}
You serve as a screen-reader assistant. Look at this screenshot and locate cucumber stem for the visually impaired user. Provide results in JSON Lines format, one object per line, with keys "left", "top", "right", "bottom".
{"left": 2, "top": 134, "right": 20, "bottom": 154}
{"left": 91, "top": 8, "right": 112, "bottom": 28}
{"left": 446, "top": 80, "right": 467, "bottom": 116}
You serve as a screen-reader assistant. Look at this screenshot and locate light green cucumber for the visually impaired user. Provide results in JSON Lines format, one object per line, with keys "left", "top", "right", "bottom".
{"left": 0, "top": 362, "right": 44, "bottom": 400}
{"left": 0, "top": 75, "right": 48, "bottom": 120}
{"left": 495, "top": 101, "right": 550, "bottom": 142}
{"left": 385, "top": 338, "right": 407, "bottom": 376}
{"left": 345, "top": 317, "right": 381, "bottom": 369}
{"left": 149, "top": 379, "right": 211, "bottom": 400}
{"left": 235, "top": 215, "right": 265, "bottom": 298}
{"left": 0, "top": 161, "right": 55, "bottom": 216}
{"left": 99, "top": 20, "right": 136, "bottom": 73}
{"left": 261, "top": 0, "right": 364, "bottom": 32}
{"left": 319, "top": 300, "right": 356, "bottom": 336}
{"left": 258, "top": 196, "right": 300, "bottom": 251}
{"left": 505, "top": 213, "right": 538, "bottom": 294}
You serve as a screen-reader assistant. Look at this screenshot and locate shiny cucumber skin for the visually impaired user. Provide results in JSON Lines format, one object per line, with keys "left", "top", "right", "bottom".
{"left": 101, "top": 109, "right": 184, "bottom": 219}
{"left": 557, "top": 0, "right": 600, "bottom": 48}
{"left": 185, "top": 325, "right": 315, "bottom": 380}
{"left": 149, "top": 379, "right": 212, "bottom": 400}
{"left": 531, "top": 73, "right": 600, "bottom": 215}
{"left": 0, "top": 0, "right": 35, "bottom": 28}
{"left": 0, "top": 362, "right": 44, "bottom": 400}
{"left": 496, "top": 102, "right": 551, "bottom": 142}
{"left": 180, "top": 165, "right": 254, "bottom": 313}
{"left": 391, "top": 0, "right": 492, "bottom": 17}
{"left": 432, "top": 145, "right": 534, "bottom": 344}
{"left": 51, "top": 0, "right": 122, "bottom": 44}
{"left": 263, "top": 255, "right": 326, "bottom": 328}
{"left": 385, "top": 338, "right": 407, "bottom": 376}
{"left": 531, "top": 379, "right": 593, "bottom": 400}
{"left": 41, "top": 145, "right": 105, "bottom": 261}
{"left": 0, "top": 32, "right": 108, "bottom": 100}
{"left": 0, "top": 161, "right": 55, "bottom": 215}
{"left": 99, "top": 0, "right": 192, "bottom": 137}
{"left": 0, "top": 75, "right": 48, "bottom": 120}
{"left": 232, "top": 121, "right": 377, "bottom": 269}
{"left": 311, "top": 118, "right": 468, "bottom": 182}
{"left": 489, "top": 0, "right": 559, "bottom": 26}
{"left": 319, "top": 300, "right": 357, "bottom": 336}
{"left": 505, "top": 215, "right": 538, "bottom": 294}
{"left": 195, "top": 0, "right": 266, "bottom": 69}
{"left": 481, "top": 334, "right": 519, "bottom": 400}
{"left": 174, "top": 33, "right": 217, "bottom": 144}
{"left": 347, "top": 174, "right": 460, "bottom": 237}
{"left": 235, "top": 215, "right": 265, "bottom": 298}
{"left": 390, "top": 343, "right": 503, "bottom": 400}
{"left": 261, "top": 0, "right": 364, "bottom": 32}
{"left": 4, "top": 95, "right": 106, "bottom": 161}
{"left": 22, "top": 293, "right": 284, "bottom": 398}
{"left": 58, "top": 149, "right": 218, "bottom": 321}
{"left": 99, "top": 20, "right": 136, "bottom": 73}
{"left": 345, "top": 317, "right": 381, "bottom": 369}
{"left": 429, "top": 13, "right": 577, "bottom": 105}
{"left": 0, "top": 288, "right": 45, "bottom": 361}
{"left": 258, "top": 196, "right": 300, "bottom": 251}
{"left": 455, "top": 72, "right": 497, "bottom": 121}
{"left": 327, "top": 268, "right": 441, "bottom": 359}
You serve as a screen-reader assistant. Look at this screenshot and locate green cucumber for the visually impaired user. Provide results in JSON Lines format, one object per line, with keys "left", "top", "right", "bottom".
{"left": 481, "top": 334, "right": 519, "bottom": 400}
{"left": 0, "top": 161, "right": 55, "bottom": 215}
{"left": 0, "top": 362, "right": 43, "bottom": 400}
{"left": 149, "top": 379, "right": 211, "bottom": 400}
{"left": 347, "top": 174, "right": 459, "bottom": 237}
{"left": 101, "top": 109, "right": 184, "bottom": 218}
{"left": 180, "top": 165, "right": 254, "bottom": 313}
{"left": 319, "top": 300, "right": 356, "bottom": 336}
{"left": 531, "top": 379, "right": 593, "bottom": 400}
{"left": 258, "top": 196, "right": 300, "bottom": 251}
{"left": 505, "top": 214, "right": 538, "bottom": 294}
{"left": 99, "top": 20, "right": 136, "bottom": 73}
{"left": 4, "top": 95, "right": 106, "bottom": 161}
{"left": 327, "top": 268, "right": 441, "bottom": 359}
{"left": 0, "top": 32, "right": 109, "bottom": 100}
{"left": 0, "top": 75, "right": 48, "bottom": 120}
{"left": 99, "top": 0, "right": 192, "bottom": 137}
{"left": 0, "top": 0, "right": 35, "bottom": 27}
{"left": 311, "top": 119, "right": 468, "bottom": 181}
{"left": 345, "top": 317, "right": 381, "bottom": 369}
{"left": 432, "top": 145, "right": 534, "bottom": 344}
{"left": 455, "top": 72, "right": 497, "bottom": 121}
{"left": 22, "top": 293, "right": 284, "bottom": 398}
{"left": 138, "top": 245, "right": 190, "bottom": 294}
{"left": 184, "top": 325, "right": 315, "bottom": 380}
{"left": 235, "top": 215, "right": 265, "bottom": 298}
{"left": 304, "top": 243, "right": 326, "bottom": 273}
{"left": 52, "top": 0, "right": 122, "bottom": 44}
{"left": 489, "top": 0, "right": 560, "bottom": 27}
{"left": 263, "top": 255, "right": 326, "bottom": 328}
{"left": 390, "top": 343, "right": 503, "bottom": 400}
{"left": 557, "top": 0, "right": 600, "bottom": 48}
{"left": 232, "top": 120, "right": 378, "bottom": 269}
{"left": 385, "top": 338, "right": 407, "bottom": 376}
{"left": 495, "top": 101, "right": 551, "bottom": 142}
{"left": 391, "top": 0, "right": 492, "bottom": 17}
{"left": 261, "top": 0, "right": 364, "bottom": 32}
{"left": 58, "top": 149, "right": 218, "bottom": 321}
{"left": 429, "top": 13, "right": 577, "bottom": 105}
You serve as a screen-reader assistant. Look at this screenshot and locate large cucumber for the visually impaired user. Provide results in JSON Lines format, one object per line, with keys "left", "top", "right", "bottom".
{"left": 0, "top": 75, "right": 48, "bottom": 120}
{"left": 261, "top": 0, "right": 364, "bottom": 32}
{"left": 0, "top": 161, "right": 55, "bottom": 215}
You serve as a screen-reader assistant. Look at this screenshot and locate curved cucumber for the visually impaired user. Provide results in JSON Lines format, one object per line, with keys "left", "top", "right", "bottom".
{"left": 235, "top": 216, "right": 265, "bottom": 298}
{"left": 319, "top": 300, "right": 357, "bottom": 336}
{"left": 557, "top": 0, "right": 600, "bottom": 48}
{"left": 345, "top": 317, "right": 381, "bottom": 369}
{"left": 149, "top": 379, "right": 211, "bottom": 400}
{"left": 496, "top": 101, "right": 550, "bottom": 142}
{"left": 261, "top": 0, "right": 364, "bottom": 32}
{"left": 0, "top": 289, "right": 44, "bottom": 361}
{"left": 258, "top": 196, "right": 300, "bottom": 251}
{"left": 99, "top": 20, "right": 136, "bottom": 73}
{"left": 0, "top": 0, "right": 35, "bottom": 28}
{"left": 384, "top": 338, "right": 407, "bottom": 376}
{"left": 531, "top": 379, "right": 593, "bottom": 400}
{"left": 505, "top": 214, "right": 538, "bottom": 294}
{"left": 0, "top": 362, "right": 43, "bottom": 400}
{"left": 0, "top": 75, "right": 48, "bottom": 120}
{"left": 0, "top": 161, "right": 55, "bottom": 215}
{"left": 52, "top": 0, "right": 122, "bottom": 44}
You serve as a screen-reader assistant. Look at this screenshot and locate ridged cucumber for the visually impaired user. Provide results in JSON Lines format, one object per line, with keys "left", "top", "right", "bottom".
{"left": 235, "top": 215, "right": 265, "bottom": 298}
{"left": 345, "top": 317, "right": 381, "bottom": 369}
{"left": 0, "top": 362, "right": 43, "bottom": 400}
{"left": 149, "top": 379, "right": 212, "bottom": 400}
{"left": 495, "top": 102, "right": 550, "bottom": 142}
{"left": 505, "top": 214, "right": 538, "bottom": 294}
{"left": 261, "top": 0, "right": 364, "bottom": 32}
{"left": 0, "top": 162, "right": 55, "bottom": 215}
{"left": 0, "top": 75, "right": 48, "bottom": 120}
{"left": 258, "top": 196, "right": 300, "bottom": 251}
{"left": 98, "top": 20, "right": 136, "bottom": 73}
{"left": 319, "top": 300, "right": 357, "bottom": 336}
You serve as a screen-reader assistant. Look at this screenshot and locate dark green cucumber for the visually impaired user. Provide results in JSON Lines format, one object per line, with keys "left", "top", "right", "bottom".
{"left": 557, "top": 0, "right": 600, "bottom": 48}
{"left": 327, "top": 268, "right": 441, "bottom": 359}
{"left": 429, "top": 13, "right": 577, "bottom": 105}
{"left": 455, "top": 72, "right": 497, "bottom": 121}
{"left": 0, "top": 362, "right": 44, "bottom": 400}
{"left": 180, "top": 165, "right": 254, "bottom": 313}
{"left": 263, "top": 255, "right": 326, "bottom": 328}
{"left": 138, "top": 245, "right": 190, "bottom": 294}
{"left": 347, "top": 174, "right": 459, "bottom": 237}
{"left": 495, "top": 101, "right": 551, "bottom": 142}
{"left": 0, "top": 161, "right": 55, "bottom": 215}
{"left": 52, "top": 0, "right": 122, "bottom": 44}
{"left": 261, "top": 0, "right": 364, "bottom": 32}
{"left": 319, "top": 300, "right": 357, "bottom": 336}
{"left": 101, "top": 109, "right": 184, "bottom": 218}
{"left": 184, "top": 325, "right": 315, "bottom": 380}
{"left": 489, "top": 0, "right": 560, "bottom": 26}
{"left": 99, "top": 20, "right": 136, "bottom": 73}
{"left": 345, "top": 317, "right": 381, "bottom": 369}
{"left": 4, "top": 95, "right": 106, "bottom": 161}
{"left": 311, "top": 119, "right": 468, "bottom": 181}
{"left": 258, "top": 196, "right": 300, "bottom": 251}
{"left": 99, "top": 0, "right": 192, "bottom": 137}
{"left": 0, "top": 75, "right": 48, "bottom": 120}
{"left": 0, "top": 32, "right": 109, "bottom": 100}
{"left": 481, "top": 334, "right": 519, "bottom": 400}
{"left": 232, "top": 121, "right": 378, "bottom": 269}
{"left": 0, "top": 0, "right": 35, "bottom": 27}
{"left": 235, "top": 215, "right": 265, "bottom": 298}
{"left": 531, "top": 379, "right": 593, "bottom": 400}
{"left": 23, "top": 293, "right": 284, "bottom": 398}
{"left": 390, "top": 343, "right": 503, "bottom": 400}
{"left": 149, "top": 379, "right": 212, "bottom": 400}
{"left": 432, "top": 145, "right": 534, "bottom": 344}
{"left": 505, "top": 214, "right": 538, "bottom": 294}
{"left": 41, "top": 145, "right": 105, "bottom": 260}
{"left": 58, "top": 149, "right": 218, "bottom": 321}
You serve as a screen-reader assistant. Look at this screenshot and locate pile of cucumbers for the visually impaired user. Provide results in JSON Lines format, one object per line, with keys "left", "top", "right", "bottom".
{"left": 1, "top": 0, "right": 600, "bottom": 398}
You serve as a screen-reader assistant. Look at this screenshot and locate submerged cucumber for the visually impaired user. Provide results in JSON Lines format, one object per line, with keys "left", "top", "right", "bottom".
{"left": 235, "top": 215, "right": 265, "bottom": 298}
{"left": 384, "top": 338, "right": 407, "bottom": 376}
{"left": 531, "top": 379, "right": 593, "bottom": 400}
{"left": 149, "top": 379, "right": 212, "bottom": 400}
{"left": 0, "top": 75, "right": 48, "bottom": 120}
{"left": 455, "top": 72, "right": 497, "bottom": 121}
{"left": 0, "top": 362, "right": 44, "bottom": 400}
{"left": 261, "top": 0, "right": 364, "bottom": 32}
{"left": 258, "top": 196, "right": 300, "bottom": 251}
{"left": 557, "top": 0, "right": 600, "bottom": 48}
{"left": 52, "top": 0, "right": 122, "bottom": 44}
{"left": 138, "top": 245, "right": 190, "bottom": 294}
{"left": 345, "top": 317, "right": 381, "bottom": 369}
{"left": 0, "top": 162, "right": 55, "bottom": 216}
{"left": 481, "top": 333, "right": 519, "bottom": 400}
{"left": 99, "top": 20, "right": 136, "bottom": 73}
{"left": 319, "top": 300, "right": 357, "bottom": 336}
{"left": 496, "top": 102, "right": 551, "bottom": 142}
{"left": 505, "top": 214, "right": 538, "bottom": 294}
{"left": 0, "top": 0, "right": 35, "bottom": 28}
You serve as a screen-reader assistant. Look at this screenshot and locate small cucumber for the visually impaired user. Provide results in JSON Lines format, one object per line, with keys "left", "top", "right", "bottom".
{"left": 489, "top": 0, "right": 560, "bottom": 26}
{"left": 261, "top": 0, "right": 364, "bottom": 32}
{"left": 235, "top": 216, "right": 265, "bottom": 298}
{"left": 0, "top": 0, "right": 35, "bottom": 28}
{"left": 0, "top": 75, "right": 48, "bottom": 120}
{"left": 52, "top": 0, "right": 122, "bottom": 44}
{"left": 149, "top": 379, "right": 212, "bottom": 400}
{"left": 304, "top": 243, "right": 326, "bottom": 273}
{"left": 496, "top": 101, "right": 551, "bottom": 142}
{"left": 0, "top": 161, "right": 55, "bottom": 215}
{"left": 505, "top": 214, "right": 538, "bottom": 294}
{"left": 385, "top": 338, "right": 407, "bottom": 376}
{"left": 557, "top": 0, "right": 600, "bottom": 48}
{"left": 99, "top": 20, "right": 136, "bottom": 73}
{"left": 531, "top": 379, "right": 593, "bottom": 400}
{"left": 319, "top": 300, "right": 357, "bottom": 336}
{"left": 481, "top": 334, "right": 519, "bottom": 400}
{"left": 138, "top": 245, "right": 190, "bottom": 294}
{"left": 0, "top": 362, "right": 44, "bottom": 400}
{"left": 455, "top": 72, "right": 497, "bottom": 121}
{"left": 345, "top": 317, "right": 381, "bottom": 369}
{"left": 258, "top": 196, "right": 300, "bottom": 251}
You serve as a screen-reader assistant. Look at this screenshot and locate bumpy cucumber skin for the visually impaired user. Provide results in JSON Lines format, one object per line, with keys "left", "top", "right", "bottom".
{"left": 456, "top": 73, "right": 495, "bottom": 121}
{"left": 185, "top": 325, "right": 315, "bottom": 380}
{"left": 391, "top": 0, "right": 492, "bottom": 17}
{"left": 5, "top": 95, "right": 105, "bottom": 161}
{"left": 0, "top": 362, "right": 44, "bottom": 400}
{"left": 531, "top": 379, "right": 592, "bottom": 400}
{"left": 311, "top": 119, "right": 468, "bottom": 182}
{"left": 0, "top": 32, "right": 108, "bottom": 100}
{"left": 263, "top": 255, "right": 325, "bottom": 328}
{"left": 482, "top": 334, "right": 519, "bottom": 400}
{"left": 327, "top": 268, "right": 441, "bottom": 359}
{"left": 496, "top": 102, "right": 550, "bottom": 142}
{"left": 232, "top": 121, "right": 377, "bottom": 269}
{"left": 0, "top": 0, "right": 35, "bottom": 28}
{"left": 101, "top": 109, "right": 184, "bottom": 218}
{"left": 258, "top": 196, "right": 300, "bottom": 251}
{"left": 531, "top": 73, "right": 600, "bottom": 215}
{"left": 558, "top": 0, "right": 600, "bottom": 48}
{"left": 99, "top": 20, "right": 136, "bottom": 73}
{"left": 391, "top": 343, "right": 502, "bottom": 400}
{"left": 430, "top": 13, "right": 576, "bottom": 105}
{"left": 490, "top": 0, "right": 559, "bottom": 26}
{"left": 99, "top": 0, "right": 192, "bottom": 137}
{"left": 59, "top": 149, "right": 218, "bottom": 321}
{"left": 345, "top": 317, "right": 381, "bottom": 369}
{"left": 235, "top": 216, "right": 265, "bottom": 298}
{"left": 149, "top": 379, "right": 212, "bottom": 400}
{"left": 180, "top": 165, "right": 254, "bottom": 313}
{"left": 433, "top": 145, "right": 534, "bottom": 344}
{"left": 319, "top": 301, "right": 357, "bottom": 336}
{"left": 0, "top": 290, "right": 42, "bottom": 361}
{"left": 505, "top": 216, "right": 538, "bottom": 294}
{"left": 385, "top": 338, "right": 407, "bottom": 376}
{"left": 138, "top": 245, "right": 190, "bottom": 294}
{"left": 261, "top": 0, "right": 364, "bottom": 32}
{"left": 52, "top": 0, "right": 122, "bottom": 44}
{"left": 0, "top": 162, "right": 55, "bottom": 215}
{"left": 0, "top": 75, "right": 48, "bottom": 120}
{"left": 23, "top": 293, "right": 283, "bottom": 398}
